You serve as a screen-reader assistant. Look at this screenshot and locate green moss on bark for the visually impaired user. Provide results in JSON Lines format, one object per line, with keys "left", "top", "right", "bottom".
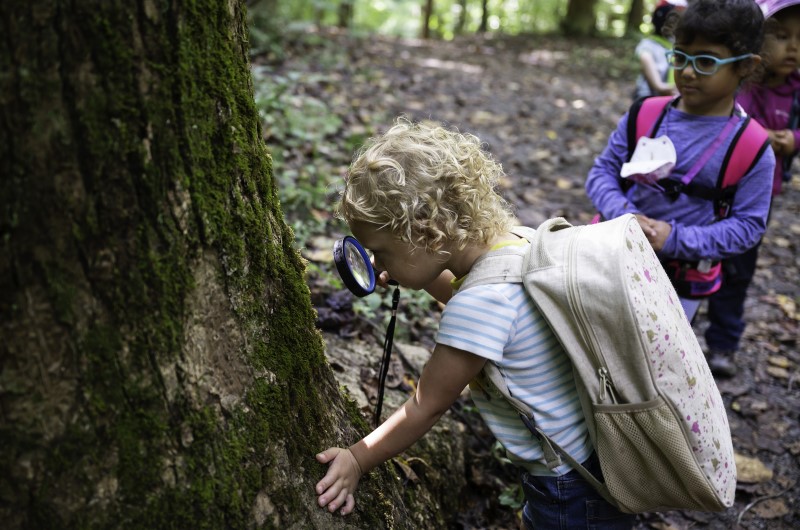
{"left": 2, "top": 0, "right": 428, "bottom": 527}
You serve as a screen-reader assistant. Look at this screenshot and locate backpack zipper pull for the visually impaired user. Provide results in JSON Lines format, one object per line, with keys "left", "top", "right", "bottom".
{"left": 598, "top": 367, "right": 617, "bottom": 403}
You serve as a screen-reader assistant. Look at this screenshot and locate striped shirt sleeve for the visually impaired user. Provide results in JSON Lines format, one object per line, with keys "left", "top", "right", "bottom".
{"left": 436, "top": 285, "right": 519, "bottom": 362}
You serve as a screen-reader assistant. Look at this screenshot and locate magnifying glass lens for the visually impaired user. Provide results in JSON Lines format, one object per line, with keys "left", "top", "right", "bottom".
{"left": 333, "top": 235, "right": 376, "bottom": 297}
{"left": 345, "top": 241, "right": 372, "bottom": 290}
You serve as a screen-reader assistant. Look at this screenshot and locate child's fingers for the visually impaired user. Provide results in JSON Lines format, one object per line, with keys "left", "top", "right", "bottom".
{"left": 316, "top": 448, "right": 339, "bottom": 464}
{"left": 314, "top": 447, "right": 359, "bottom": 514}
{"left": 340, "top": 493, "right": 355, "bottom": 515}
{"left": 375, "top": 270, "right": 391, "bottom": 289}
{"left": 316, "top": 477, "right": 341, "bottom": 507}
{"left": 315, "top": 476, "right": 329, "bottom": 497}
{"left": 327, "top": 488, "right": 350, "bottom": 513}
{"left": 315, "top": 449, "right": 340, "bottom": 499}
{"left": 635, "top": 216, "right": 657, "bottom": 238}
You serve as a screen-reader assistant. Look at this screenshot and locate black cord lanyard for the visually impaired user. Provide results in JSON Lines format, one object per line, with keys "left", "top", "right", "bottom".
{"left": 374, "top": 284, "right": 400, "bottom": 427}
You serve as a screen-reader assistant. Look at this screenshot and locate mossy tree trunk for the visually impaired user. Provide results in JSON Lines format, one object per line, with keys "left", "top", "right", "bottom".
{"left": 0, "top": 1, "right": 448, "bottom": 528}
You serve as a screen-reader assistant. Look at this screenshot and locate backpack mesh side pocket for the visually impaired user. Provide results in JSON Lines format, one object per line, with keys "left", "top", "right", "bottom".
{"left": 593, "top": 398, "right": 728, "bottom": 514}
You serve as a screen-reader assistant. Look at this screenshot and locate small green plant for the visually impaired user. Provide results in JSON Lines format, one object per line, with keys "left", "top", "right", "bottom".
{"left": 252, "top": 67, "right": 349, "bottom": 250}
{"left": 490, "top": 439, "right": 514, "bottom": 466}
{"left": 305, "top": 261, "right": 343, "bottom": 291}
{"left": 499, "top": 482, "right": 525, "bottom": 510}
{"left": 491, "top": 441, "right": 525, "bottom": 509}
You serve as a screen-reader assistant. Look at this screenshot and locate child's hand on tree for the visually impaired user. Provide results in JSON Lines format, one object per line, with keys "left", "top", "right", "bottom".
{"left": 315, "top": 448, "right": 362, "bottom": 515}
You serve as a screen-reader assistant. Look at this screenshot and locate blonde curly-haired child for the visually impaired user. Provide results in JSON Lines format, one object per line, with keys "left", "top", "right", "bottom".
{"left": 315, "top": 118, "right": 635, "bottom": 529}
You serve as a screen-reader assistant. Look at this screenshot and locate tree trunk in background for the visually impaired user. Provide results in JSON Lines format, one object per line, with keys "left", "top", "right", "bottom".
{"left": 338, "top": 1, "right": 354, "bottom": 28}
{"left": 455, "top": 0, "right": 468, "bottom": 34}
{"left": 561, "top": 0, "right": 598, "bottom": 35}
{"left": 0, "top": 1, "right": 455, "bottom": 527}
{"left": 626, "top": 0, "right": 645, "bottom": 35}
{"left": 422, "top": 0, "right": 435, "bottom": 38}
{"left": 479, "top": 0, "right": 489, "bottom": 32}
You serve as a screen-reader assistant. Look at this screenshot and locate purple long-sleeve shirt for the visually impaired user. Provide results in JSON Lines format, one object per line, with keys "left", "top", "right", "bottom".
{"left": 586, "top": 103, "right": 775, "bottom": 262}
{"left": 737, "top": 70, "right": 800, "bottom": 195}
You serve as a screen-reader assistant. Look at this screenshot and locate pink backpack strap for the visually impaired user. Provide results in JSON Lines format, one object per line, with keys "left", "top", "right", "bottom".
{"left": 626, "top": 96, "right": 675, "bottom": 159}
{"left": 635, "top": 95, "right": 674, "bottom": 141}
{"left": 715, "top": 116, "right": 770, "bottom": 218}
{"left": 720, "top": 117, "right": 769, "bottom": 188}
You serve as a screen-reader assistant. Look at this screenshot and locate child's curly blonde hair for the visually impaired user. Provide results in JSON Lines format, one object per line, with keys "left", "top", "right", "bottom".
{"left": 338, "top": 118, "right": 516, "bottom": 254}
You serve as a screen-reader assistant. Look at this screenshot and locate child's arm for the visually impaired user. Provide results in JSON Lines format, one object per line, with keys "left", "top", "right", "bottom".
{"left": 639, "top": 51, "right": 676, "bottom": 96}
{"left": 315, "top": 343, "right": 486, "bottom": 515}
{"left": 658, "top": 148, "right": 775, "bottom": 261}
{"left": 586, "top": 112, "right": 643, "bottom": 219}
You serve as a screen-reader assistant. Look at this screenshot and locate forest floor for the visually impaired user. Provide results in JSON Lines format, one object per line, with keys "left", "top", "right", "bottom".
{"left": 254, "top": 29, "right": 800, "bottom": 529}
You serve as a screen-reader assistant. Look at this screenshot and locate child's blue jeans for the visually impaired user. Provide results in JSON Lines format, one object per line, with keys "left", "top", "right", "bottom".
{"left": 520, "top": 453, "right": 635, "bottom": 529}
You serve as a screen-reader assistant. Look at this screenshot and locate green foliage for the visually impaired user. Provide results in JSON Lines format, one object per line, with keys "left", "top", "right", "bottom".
{"left": 490, "top": 439, "right": 514, "bottom": 466}
{"left": 252, "top": 66, "right": 346, "bottom": 245}
{"left": 248, "top": 0, "right": 647, "bottom": 40}
{"left": 247, "top": 1, "right": 333, "bottom": 58}
{"left": 499, "top": 482, "right": 525, "bottom": 509}
{"left": 489, "top": 443, "right": 525, "bottom": 510}
{"left": 253, "top": 70, "right": 343, "bottom": 141}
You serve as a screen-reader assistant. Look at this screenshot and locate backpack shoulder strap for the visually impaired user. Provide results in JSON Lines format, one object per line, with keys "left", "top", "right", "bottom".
{"left": 478, "top": 329, "right": 617, "bottom": 508}
{"left": 627, "top": 95, "right": 674, "bottom": 160}
{"left": 719, "top": 116, "right": 770, "bottom": 188}
{"left": 458, "top": 226, "right": 537, "bottom": 291}
{"left": 467, "top": 218, "right": 620, "bottom": 509}
{"left": 715, "top": 116, "right": 770, "bottom": 217}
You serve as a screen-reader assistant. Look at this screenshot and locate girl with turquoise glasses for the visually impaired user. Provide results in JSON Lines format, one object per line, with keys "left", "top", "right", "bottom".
{"left": 587, "top": 0, "right": 775, "bottom": 324}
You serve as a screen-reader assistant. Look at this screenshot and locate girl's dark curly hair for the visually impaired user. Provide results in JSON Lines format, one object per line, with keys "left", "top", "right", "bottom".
{"left": 653, "top": 3, "right": 679, "bottom": 37}
{"left": 674, "top": 0, "right": 765, "bottom": 56}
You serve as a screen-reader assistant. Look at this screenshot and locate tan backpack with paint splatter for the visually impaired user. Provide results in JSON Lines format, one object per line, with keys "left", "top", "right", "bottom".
{"left": 463, "top": 214, "right": 736, "bottom": 514}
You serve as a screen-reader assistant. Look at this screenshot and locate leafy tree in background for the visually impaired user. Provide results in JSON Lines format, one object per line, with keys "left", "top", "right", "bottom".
{"left": 247, "top": 0, "right": 643, "bottom": 41}
{"left": 340, "top": 0, "right": 354, "bottom": 27}
{"left": 456, "top": 0, "right": 469, "bottom": 34}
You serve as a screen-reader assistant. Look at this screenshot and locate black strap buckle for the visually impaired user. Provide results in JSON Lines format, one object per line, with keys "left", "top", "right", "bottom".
{"left": 658, "top": 179, "right": 684, "bottom": 202}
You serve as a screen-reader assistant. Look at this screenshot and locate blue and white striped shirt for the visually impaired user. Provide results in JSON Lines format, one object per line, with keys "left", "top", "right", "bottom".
{"left": 436, "top": 281, "right": 593, "bottom": 476}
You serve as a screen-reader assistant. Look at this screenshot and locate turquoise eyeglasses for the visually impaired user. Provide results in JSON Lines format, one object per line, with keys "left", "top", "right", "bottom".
{"left": 666, "top": 50, "right": 753, "bottom": 76}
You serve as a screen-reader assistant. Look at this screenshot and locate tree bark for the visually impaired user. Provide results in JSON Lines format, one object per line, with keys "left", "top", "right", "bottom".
{"left": 422, "top": 0, "right": 435, "bottom": 39}
{"left": 478, "top": 0, "right": 489, "bottom": 33}
{"left": 0, "top": 1, "right": 461, "bottom": 527}
{"left": 455, "top": 0, "right": 468, "bottom": 34}
{"left": 561, "top": 0, "right": 598, "bottom": 36}
{"left": 626, "top": 0, "right": 645, "bottom": 35}
{"left": 338, "top": 1, "right": 354, "bottom": 29}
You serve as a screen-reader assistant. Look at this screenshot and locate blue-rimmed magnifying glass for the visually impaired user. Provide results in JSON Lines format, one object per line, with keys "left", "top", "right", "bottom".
{"left": 333, "top": 236, "right": 376, "bottom": 297}
{"left": 333, "top": 235, "right": 399, "bottom": 427}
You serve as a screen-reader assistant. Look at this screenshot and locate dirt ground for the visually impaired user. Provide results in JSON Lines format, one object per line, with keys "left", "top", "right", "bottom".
{"left": 260, "top": 30, "right": 800, "bottom": 529}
